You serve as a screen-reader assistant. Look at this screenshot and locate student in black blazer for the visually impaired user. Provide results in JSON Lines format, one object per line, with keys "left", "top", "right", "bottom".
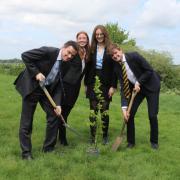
{"left": 58, "top": 31, "right": 90, "bottom": 145}
{"left": 110, "top": 44, "right": 160, "bottom": 149}
{"left": 14, "top": 41, "right": 78, "bottom": 160}
{"left": 84, "top": 25, "right": 117, "bottom": 145}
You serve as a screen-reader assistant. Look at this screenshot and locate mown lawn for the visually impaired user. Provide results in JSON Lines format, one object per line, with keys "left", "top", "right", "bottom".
{"left": 0, "top": 74, "right": 180, "bottom": 180}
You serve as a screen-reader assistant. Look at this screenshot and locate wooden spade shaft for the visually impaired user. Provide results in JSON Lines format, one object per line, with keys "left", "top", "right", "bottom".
{"left": 39, "top": 81, "right": 82, "bottom": 137}
{"left": 112, "top": 90, "right": 137, "bottom": 151}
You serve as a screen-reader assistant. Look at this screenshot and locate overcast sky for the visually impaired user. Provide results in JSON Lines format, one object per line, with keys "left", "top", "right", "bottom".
{"left": 0, "top": 0, "right": 180, "bottom": 64}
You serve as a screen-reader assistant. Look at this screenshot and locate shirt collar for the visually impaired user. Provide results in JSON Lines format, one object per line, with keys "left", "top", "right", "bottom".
{"left": 122, "top": 54, "right": 126, "bottom": 63}
{"left": 57, "top": 50, "right": 62, "bottom": 61}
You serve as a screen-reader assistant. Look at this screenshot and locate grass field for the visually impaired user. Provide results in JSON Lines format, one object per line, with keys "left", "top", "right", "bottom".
{"left": 0, "top": 74, "right": 180, "bottom": 180}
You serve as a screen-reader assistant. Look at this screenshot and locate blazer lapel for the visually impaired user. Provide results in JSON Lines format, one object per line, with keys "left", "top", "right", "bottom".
{"left": 125, "top": 54, "right": 134, "bottom": 73}
{"left": 125, "top": 53, "right": 138, "bottom": 79}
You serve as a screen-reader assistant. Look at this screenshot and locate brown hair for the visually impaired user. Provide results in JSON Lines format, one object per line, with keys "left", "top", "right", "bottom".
{"left": 109, "top": 43, "right": 122, "bottom": 55}
{"left": 63, "top": 40, "right": 79, "bottom": 52}
{"left": 76, "top": 31, "right": 90, "bottom": 62}
{"left": 90, "top": 25, "right": 111, "bottom": 54}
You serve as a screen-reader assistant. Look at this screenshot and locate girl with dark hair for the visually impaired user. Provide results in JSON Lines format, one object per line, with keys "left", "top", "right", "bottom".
{"left": 84, "top": 25, "right": 117, "bottom": 145}
{"left": 58, "top": 31, "right": 90, "bottom": 145}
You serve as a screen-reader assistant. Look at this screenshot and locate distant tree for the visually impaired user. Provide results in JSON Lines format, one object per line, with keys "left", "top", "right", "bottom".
{"left": 105, "top": 23, "right": 136, "bottom": 46}
{"left": 0, "top": 58, "right": 22, "bottom": 63}
{"left": 138, "top": 49, "right": 180, "bottom": 91}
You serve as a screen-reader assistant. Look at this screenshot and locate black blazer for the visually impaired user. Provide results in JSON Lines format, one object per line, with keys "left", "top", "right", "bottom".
{"left": 61, "top": 55, "right": 85, "bottom": 106}
{"left": 14, "top": 46, "right": 63, "bottom": 105}
{"left": 84, "top": 49, "right": 117, "bottom": 88}
{"left": 114, "top": 52, "right": 160, "bottom": 107}
{"left": 62, "top": 55, "right": 85, "bottom": 85}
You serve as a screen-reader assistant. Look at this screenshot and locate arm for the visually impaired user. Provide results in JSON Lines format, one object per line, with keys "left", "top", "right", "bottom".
{"left": 134, "top": 52, "right": 154, "bottom": 85}
{"left": 111, "top": 65, "right": 118, "bottom": 89}
{"left": 108, "top": 64, "right": 118, "bottom": 97}
{"left": 84, "top": 61, "right": 91, "bottom": 86}
{"left": 21, "top": 46, "right": 47, "bottom": 78}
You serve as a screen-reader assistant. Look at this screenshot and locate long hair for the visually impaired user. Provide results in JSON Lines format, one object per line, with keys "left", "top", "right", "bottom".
{"left": 76, "top": 31, "right": 90, "bottom": 62}
{"left": 90, "top": 25, "right": 111, "bottom": 55}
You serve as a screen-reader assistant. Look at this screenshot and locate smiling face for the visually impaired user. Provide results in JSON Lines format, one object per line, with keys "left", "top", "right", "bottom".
{"left": 95, "top": 28, "right": 105, "bottom": 44}
{"left": 111, "top": 48, "right": 123, "bottom": 62}
{"left": 77, "top": 33, "right": 88, "bottom": 48}
{"left": 61, "top": 46, "right": 77, "bottom": 61}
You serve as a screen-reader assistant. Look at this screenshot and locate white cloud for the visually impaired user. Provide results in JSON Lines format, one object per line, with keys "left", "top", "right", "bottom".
{"left": 129, "top": 0, "right": 180, "bottom": 64}
{"left": 0, "top": 0, "right": 140, "bottom": 27}
{"left": 0, "top": 0, "right": 140, "bottom": 41}
{"left": 137, "top": 0, "right": 180, "bottom": 28}
{"left": 0, "top": 0, "right": 179, "bottom": 64}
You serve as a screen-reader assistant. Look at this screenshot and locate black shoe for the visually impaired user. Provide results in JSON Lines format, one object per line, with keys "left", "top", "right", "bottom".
{"left": 22, "top": 154, "right": 33, "bottom": 161}
{"left": 127, "top": 143, "right": 135, "bottom": 149}
{"left": 90, "top": 136, "right": 95, "bottom": 144}
{"left": 42, "top": 148, "right": 54, "bottom": 153}
{"left": 61, "top": 139, "right": 68, "bottom": 146}
{"left": 102, "top": 137, "right": 109, "bottom": 145}
{"left": 151, "top": 143, "right": 159, "bottom": 150}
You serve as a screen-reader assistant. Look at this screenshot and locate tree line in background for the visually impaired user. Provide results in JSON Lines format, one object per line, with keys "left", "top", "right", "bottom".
{"left": 0, "top": 23, "right": 179, "bottom": 93}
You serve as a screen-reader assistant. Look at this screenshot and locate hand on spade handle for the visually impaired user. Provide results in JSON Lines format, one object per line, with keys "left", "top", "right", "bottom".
{"left": 122, "top": 109, "right": 129, "bottom": 122}
{"left": 39, "top": 80, "right": 86, "bottom": 138}
{"left": 39, "top": 80, "right": 61, "bottom": 116}
{"left": 123, "top": 90, "right": 138, "bottom": 122}
{"left": 111, "top": 90, "right": 138, "bottom": 151}
{"left": 36, "top": 73, "right": 45, "bottom": 81}
{"left": 54, "top": 106, "right": 62, "bottom": 116}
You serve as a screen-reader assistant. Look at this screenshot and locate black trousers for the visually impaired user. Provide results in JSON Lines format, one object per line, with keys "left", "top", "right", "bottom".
{"left": 58, "top": 105, "right": 73, "bottom": 142}
{"left": 19, "top": 88, "right": 59, "bottom": 157}
{"left": 127, "top": 88, "right": 160, "bottom": 144}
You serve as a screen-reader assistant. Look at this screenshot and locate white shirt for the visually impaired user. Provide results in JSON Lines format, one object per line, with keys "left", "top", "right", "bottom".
{"left": 57, "top": 50, "right": 62, "bottom": 61}
{"left": 121, "top": 54, "right": 139, "bottom": 110}
{"left": 82, "top": 59, "right": 85, "bottom": 72}
{"left": 96, "top": 46, "right": 105, "bottom": 69}
{"left": 122, "top": 54, "right": 137, "bottom": 85}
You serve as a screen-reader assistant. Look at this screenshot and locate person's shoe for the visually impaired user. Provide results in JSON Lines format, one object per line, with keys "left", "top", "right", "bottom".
{"left": 127, "top": 143, "right": 135, "bottom": 149}
{"left": 42, "top": 148, "right": 54, "bottom": 153}
{"left": 89, "top": 136, "right": 95, "bottom": 144}
{"left": 22, "top": 154, "right": 33, "bottom": 161}
{"left": 151, "top": 143, "right": 159, "bottom": 150}
{"left": 102, "top": 137, "right": 109, "bottom": 145}
{"left": 61, "top": 139, "right": 68, "bottom": 146}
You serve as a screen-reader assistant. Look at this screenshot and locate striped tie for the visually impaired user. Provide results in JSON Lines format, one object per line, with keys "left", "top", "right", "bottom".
{"left": 121, "top": 62, "right": 131, "bottom": 99}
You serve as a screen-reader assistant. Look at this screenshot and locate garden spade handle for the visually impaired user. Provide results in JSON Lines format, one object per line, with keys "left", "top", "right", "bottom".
{"left": 39, "top": 81, "right": 82, "bottom": 137}
{"left": 111, "top": 90, "right": 138, "bottom": 151}
{"left": 127, "top": 90, "right": 138, "bottom": 115}
{"left": 120, "top": 90, "right": 138, "bottom": 136}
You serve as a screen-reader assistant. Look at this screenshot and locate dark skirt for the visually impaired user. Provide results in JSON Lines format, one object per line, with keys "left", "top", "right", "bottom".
{"left": 86, "top": 69, "right": 112, "bottom": 101}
